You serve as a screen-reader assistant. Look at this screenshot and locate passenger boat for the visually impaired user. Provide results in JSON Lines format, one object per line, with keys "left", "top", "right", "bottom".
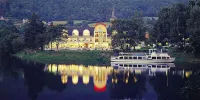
{"left": 111, "top": 49, "right": 175, "bottom": 63}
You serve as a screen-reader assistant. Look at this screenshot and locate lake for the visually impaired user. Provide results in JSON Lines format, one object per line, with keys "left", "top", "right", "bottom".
{"left": 0, "top": 56, "right": 200, "bottom": 100}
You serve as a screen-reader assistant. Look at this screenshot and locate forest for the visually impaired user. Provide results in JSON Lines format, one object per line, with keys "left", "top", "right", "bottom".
{"left": 111, "top": 0, "right": 200, "bottom": 56}
{"left": 1, "top": 0, "right": 187, "bottom": 21}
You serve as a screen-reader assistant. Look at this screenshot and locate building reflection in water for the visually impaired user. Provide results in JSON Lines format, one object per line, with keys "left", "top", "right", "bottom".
{"left": 45, "top": 64, "right": 113, "bottom": 92}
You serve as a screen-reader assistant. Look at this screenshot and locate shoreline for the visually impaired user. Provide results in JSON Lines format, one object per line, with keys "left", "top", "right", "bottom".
{"left": 14, "top": 50, "right": 200, "bottom": 65}
{"left": 14, "top": 50, "right": 112, "bottom": 65}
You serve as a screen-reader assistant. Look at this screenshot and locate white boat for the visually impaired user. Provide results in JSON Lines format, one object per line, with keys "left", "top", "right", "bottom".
{"left": 111, "top": 49, "right": 175, "bottom": 63}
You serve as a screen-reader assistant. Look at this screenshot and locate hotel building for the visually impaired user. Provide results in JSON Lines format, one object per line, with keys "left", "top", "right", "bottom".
{"left": 45, "top": 22, "right": 112, "bottom": 50}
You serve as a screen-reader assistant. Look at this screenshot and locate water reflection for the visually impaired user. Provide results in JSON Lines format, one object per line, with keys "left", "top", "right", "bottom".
{"left": 45, "top": 64, "right": 113, "bottom": 92}
{"left": 0, "top": 56, "right": 200, "bottom": 100}
{"left": 44, "top": 63, "right": 198, "bottom": 100}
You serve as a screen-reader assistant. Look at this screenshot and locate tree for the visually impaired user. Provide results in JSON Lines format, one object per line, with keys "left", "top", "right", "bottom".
{"left": 186, "top": 7, "right": 200, "bottom": 56}
{"left": 0, "top": 20, "right": 24, "bottom": 54}
{"left": 111, "top": 31, "right": 126, "bottom": 50}
{"left": 24, "top": 13, "right": 46, "bottom": 51}
{"left": 8, "top": 0, "right": 187, "bottom": 21}
{"left": 169, "top": 4, "right": 189, "bottom": 44}
{"left": 153, "top": 8, "right": 171, "bottom": 45}
{"left": 128, "top": 14, "right": 146, "bottom": 50}
{"left": 45, "top": 25, "right": 64, "bottom": 50}
{"left": 111, "top": 15, "right": 146, "bottom": 51}
{"left": 153, "top": 4, "right": 189, "bottom": 47}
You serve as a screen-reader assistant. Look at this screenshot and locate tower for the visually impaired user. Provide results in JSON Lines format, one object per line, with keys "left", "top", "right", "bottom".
{"left": 110, "top": 6, "right": 117, "bottom": 22}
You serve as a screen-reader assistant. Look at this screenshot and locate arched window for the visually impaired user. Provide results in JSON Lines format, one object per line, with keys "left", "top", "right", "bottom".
{"left": 83, "top": 29, "right": 90, "bottom": 36}
{"left": 72, "top": 29, "right": 79, "bottom": 36}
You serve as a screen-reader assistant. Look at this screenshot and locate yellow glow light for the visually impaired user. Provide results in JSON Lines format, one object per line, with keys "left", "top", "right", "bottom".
{"left": 61, "top": 75, "right": 68, "bottom": 84}
{"left": 185, "top": 71, "right": 192, "bottom": 78}
{"left": 83, "top": 75, "right": 90, "bottom": 85}
{"left": 134, "top": 76, "right": 138, "bottom": 83}
{"left": 72, "top": 75, "right": 79, "bottom": 85}
{"left": 125, "top": 79, "right": 128, "bottom": 84}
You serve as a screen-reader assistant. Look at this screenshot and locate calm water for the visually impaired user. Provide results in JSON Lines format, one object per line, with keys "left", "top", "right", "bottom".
{"left": 0, "top": 56, "right": 200, "bottom": 100}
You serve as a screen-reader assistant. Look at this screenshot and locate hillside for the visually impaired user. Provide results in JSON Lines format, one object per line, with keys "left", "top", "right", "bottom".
{"left": 2, "top": 0, "right": 188, "bottom": 21}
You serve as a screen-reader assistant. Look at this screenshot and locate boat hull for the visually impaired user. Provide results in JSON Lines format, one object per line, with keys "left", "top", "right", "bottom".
{"left": 111, "top": 58, "right": 175, "bottom": 63}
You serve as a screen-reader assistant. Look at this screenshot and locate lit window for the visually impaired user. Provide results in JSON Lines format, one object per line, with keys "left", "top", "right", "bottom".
{"left": 72, "top": 29, "right": 79, "bottom": 36}
{"left": 83, "top": 29, "right": 90, "bottom": 36}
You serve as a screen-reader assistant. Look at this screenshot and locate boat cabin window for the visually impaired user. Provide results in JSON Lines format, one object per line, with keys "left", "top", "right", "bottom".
{"left": 119, "top": 57, "right": 123, "bottom": 59}
{"left": 148, "top": 56, "right": 151, "bottom": 58}
{"left": 138, "top": 57, "right": 142, "bottom": 59}
{"left": 124, "top": 64, "right": 128, "bottom": 67}
{"left": 157, "top": 57, "right": 161, "bottom": 59}
{"left": 133, "top": 65, "right": 137, "bottom": 67}
{"left": 129, "top": 57, "right": 133, "bottom": 59}
{"left": 157, "top": 65, "right": 161, "bottom": 68}
{"left": 124, "top": 57, "right": 128, "bottom": 59}
{"left": 162, "top": 57, "right": 166, "bottom": 59}
{"left": 152, "top": 57, "right": 156, "bottom": 59}
{"left": 152, "top": 65, "right": 156, "bottom": 67}
{"left": 119, "top": 64, "right": 123, "bottom": 66}
{"left": 167, "top": 57, "right": 170, "bottom": 59}
{"left": 133, "top": 57, "right": 137, "bottom": 59}
{"left": 129, "top": 65, "right": 132, "bottom": 67}
{"left": 162, "top": 65, "right": 167, "bottom": 67}
{"left": 138, "top": 65, "right": 142, "bottom": 67}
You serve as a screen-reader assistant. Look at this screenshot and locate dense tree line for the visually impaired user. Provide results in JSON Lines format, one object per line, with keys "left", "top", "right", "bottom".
{"left": 111, "top": 12, "right": 147, "bottom": 51}
{"left": 0, "top": 13, "right": 63, "bottom": 54}
{"left": 0, "top": 19, "right": 24, "bottom": 54}
{"left": 111, "top": 0, "right": 200, "bottom": 57}
{"left": 23, "top": 13, "right": 64, "bottom": 51}
{"left": 1, "top": 0, "right": 187, "bottom": 21}
{"left": 154, "top": 0, "right": 200, "bottom": 56}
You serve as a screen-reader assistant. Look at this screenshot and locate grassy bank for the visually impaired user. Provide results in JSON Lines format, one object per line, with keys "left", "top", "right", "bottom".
{"left": 14, "top": 50, "right": 112, "bottom": 65}
{"left": 14, "top": 49, "right": 200, "bottom": 66}
{"left": 170, "top": 52, "right": 200, "bottom": 63}
{"left": 167, "top": 47, "right": 200, "bottom": 63}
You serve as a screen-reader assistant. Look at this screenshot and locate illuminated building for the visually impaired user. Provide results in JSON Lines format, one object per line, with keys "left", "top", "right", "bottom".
{"left": 45, "top": 23, "right": 112, "bottom": 50}
{"left": 45, "top": 6, "right": 117, "bottom": 50}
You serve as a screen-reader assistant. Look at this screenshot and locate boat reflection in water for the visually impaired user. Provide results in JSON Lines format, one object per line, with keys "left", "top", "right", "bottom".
{"left": 111, "top": 62, "right": 176, "bottom": 76}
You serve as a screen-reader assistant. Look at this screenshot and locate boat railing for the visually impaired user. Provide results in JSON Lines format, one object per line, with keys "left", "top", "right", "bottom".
{"left": 117, "top": 55, "right": 147, "bottom": 60}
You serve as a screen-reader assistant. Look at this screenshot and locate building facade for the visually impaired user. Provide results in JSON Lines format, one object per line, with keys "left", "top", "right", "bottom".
{"left": 45, "top": 22, "right": 111, "bottom": 50}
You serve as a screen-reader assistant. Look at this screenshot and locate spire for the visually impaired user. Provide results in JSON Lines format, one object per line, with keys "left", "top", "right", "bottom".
{"left": 111, "top": 6, "right": 116, "bottom": 18}
{"left": 110, "top": 6, "right": 117, "bottom": 22}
